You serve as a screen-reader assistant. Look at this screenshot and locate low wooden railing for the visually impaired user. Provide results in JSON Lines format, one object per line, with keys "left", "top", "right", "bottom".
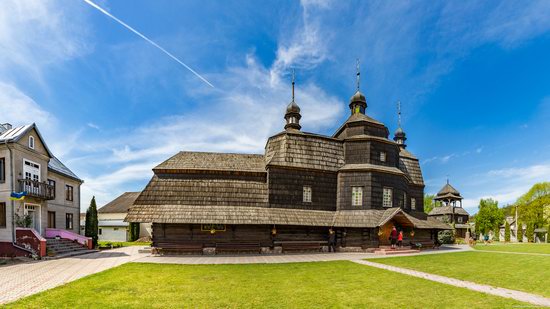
{"left": 18, "top": 179, "right": 55, "bottom": 200}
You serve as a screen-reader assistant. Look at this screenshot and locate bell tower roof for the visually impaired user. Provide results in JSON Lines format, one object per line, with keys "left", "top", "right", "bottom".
{"left": 393, "top": 101, "right": 407, "bottom": 148}
{"left": 284, "top": 70, "right": 301, "bottom": 131}
{"left": 349, "top": 59, "right": 367, "bottom": 115}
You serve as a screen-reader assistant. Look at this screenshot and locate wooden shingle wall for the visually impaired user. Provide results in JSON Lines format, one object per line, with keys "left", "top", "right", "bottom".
{"left": 268, "top": 167, "right": 337, "bottom": 211}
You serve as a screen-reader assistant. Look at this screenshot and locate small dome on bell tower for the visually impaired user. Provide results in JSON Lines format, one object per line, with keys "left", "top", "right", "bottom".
{"left": 284, "top": 70, "right": 301, "bottom": 131}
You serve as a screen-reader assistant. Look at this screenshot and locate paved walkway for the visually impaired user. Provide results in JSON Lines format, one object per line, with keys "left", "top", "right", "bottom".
{"left": 0, "top": 246, "right": 148, "bottom": 305}
{"left": 135, "top": 246, "right": 468, "bottom": 264}
{"left": 353, "top": 260, "right": 550, "bottom": 307}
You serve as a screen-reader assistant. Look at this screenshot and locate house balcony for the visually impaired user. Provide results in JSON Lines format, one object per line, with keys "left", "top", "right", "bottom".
{"left": 18, "top": 179, "right": 55, "bottom": 200}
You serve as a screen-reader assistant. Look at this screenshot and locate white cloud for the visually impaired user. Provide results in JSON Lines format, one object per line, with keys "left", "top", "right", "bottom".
{"left": 0, "top": 82, "right": 56, "bottom": 128}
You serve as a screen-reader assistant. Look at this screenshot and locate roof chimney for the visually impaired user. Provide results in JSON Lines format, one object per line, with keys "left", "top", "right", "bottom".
{"left": 0, "top": 123, "right": 12, "bottom": 133}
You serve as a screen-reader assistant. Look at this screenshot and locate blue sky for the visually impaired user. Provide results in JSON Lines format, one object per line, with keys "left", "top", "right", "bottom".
{"left": 1, "top": 0, "right": 549, "bottom": 213}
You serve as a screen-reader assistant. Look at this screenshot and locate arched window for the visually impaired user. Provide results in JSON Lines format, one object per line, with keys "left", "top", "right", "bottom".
{"left": 29, "top": 136, "right": 35, "bottom": 149}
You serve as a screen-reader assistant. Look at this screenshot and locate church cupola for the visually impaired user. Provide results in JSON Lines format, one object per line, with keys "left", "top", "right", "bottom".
{"left": 393, "top": 101, "right": 407, "bottom": 148}
{"left": 349, "top": 60, "right": 367, "bottom": 115}
{"left": 284, "top": 71, "right": 301, "bottom": 131}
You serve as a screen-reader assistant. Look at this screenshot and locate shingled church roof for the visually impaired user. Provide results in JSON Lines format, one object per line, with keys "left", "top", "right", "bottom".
{"left": 434, "top": 182, "right": 463, "bottom": 200}
{"left": 154, "top": 151, "right": 266, "bottom": 174}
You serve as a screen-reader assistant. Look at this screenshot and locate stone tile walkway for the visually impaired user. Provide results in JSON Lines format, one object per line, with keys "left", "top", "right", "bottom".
{"left": 134, "top": 246, "right": 467, "bottom": 264}
{"left": 353, "top": 259, "right": 550, "bottom": 307}
{"left": 0, "top": 246, "right": 148, "bottom": 305}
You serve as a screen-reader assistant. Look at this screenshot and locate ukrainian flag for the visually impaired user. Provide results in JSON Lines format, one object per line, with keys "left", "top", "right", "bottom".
{"left": 10, "top": 191, "right": 27, "bottom": 201}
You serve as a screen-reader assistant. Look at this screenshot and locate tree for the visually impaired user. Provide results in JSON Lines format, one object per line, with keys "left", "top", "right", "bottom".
{"left": 424, "top": 194, "right": 436, "bottom": 214}
{"left": 525, "top": 222, "right": 534, "bottom": 243}
{"left": 504, "top": 221, "right": 511, "bottom": 242}
{"left": 128, "top": 222, "right": 140, "bottom": 242}
{"left": 516, "top": 182, "right": 550, "bottom": 229}
{"left": 475, "top": 198, "right": 504, "bottom": 236}
{"left": 85, "top": 196, "right": 99, "bottom": 248}
{"left": 517, "top": 222, "right": 524, "bottom": 242}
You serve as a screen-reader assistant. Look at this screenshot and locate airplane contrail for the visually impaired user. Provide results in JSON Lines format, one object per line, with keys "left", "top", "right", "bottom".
{"left": 83, "top": 0, "right": 215, "bottom": 88}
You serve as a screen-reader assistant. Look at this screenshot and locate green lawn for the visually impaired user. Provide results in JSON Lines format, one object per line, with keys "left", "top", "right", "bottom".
{"left": 372, "top": 251, "right": 550, "bottom": 297}
{"left": 473, "top": 243, "right": 550, "bottom": 254}
{"left": 6, "top": 261, "right": 525, "bottom": 308}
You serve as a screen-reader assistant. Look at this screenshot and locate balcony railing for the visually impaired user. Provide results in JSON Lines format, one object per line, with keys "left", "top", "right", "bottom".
{"left": 18, "top": 179, "right": 55, "bottom": 200}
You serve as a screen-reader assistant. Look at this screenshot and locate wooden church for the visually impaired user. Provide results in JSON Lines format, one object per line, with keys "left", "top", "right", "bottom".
{"left": 126, "top": 71, "right": 450, "bottom": 254}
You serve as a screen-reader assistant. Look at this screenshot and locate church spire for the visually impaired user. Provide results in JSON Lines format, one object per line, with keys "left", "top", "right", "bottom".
{"left": 393, "top": 100, "right": 407, "bottom": 148}
{"left": 349, "top": 59, "right": 367, "bottom": 115}
{"left": 284, "top": 69, "right": 301, "bottom": 131}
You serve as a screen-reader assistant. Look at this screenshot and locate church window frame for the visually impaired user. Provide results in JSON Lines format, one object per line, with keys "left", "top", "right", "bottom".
{"left": 411, "top": 198, "right": 416, "bottom": 210}
{"left": 352, "top": 186, "right": 363, "bottom": 206}
{"left": 380, "top": 151, "right": 386, "bottom": 162}
{"left": 303, "top": 186, "right": 312, "bottom": 203}
{"left": 383, "top": 187, "right": 393, "bottom": 208}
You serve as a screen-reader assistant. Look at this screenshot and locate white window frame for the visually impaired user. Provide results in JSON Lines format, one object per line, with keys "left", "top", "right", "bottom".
{"left": 28, "top": 136, "right": 35, "bottom": 149}
{"left": 24, "top": 203, "right": 41, "bottom": 232}
{"left": 411, "top": 198, "right": 416, "bottom": 210}
{"left": 383, "top": 187, "right": 393, "bottom": 208}
{"left": 352, "top": 186, "right": 363, "bottom": 206}
{"left": 457, "top": 216, "right": 463, "bottom": 223}
{"left": 380, "top": 151, "right": 386, "bottom": 162}
{"left": 303, "top": 186, "right": 312, "bottom": 203}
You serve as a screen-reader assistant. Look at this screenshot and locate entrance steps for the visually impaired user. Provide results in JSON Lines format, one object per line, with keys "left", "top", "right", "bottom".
{"left": 45, "top": 238, "right": 97, "bottom": 260}
{"left": 374, "top": 246, "right": 420, "bottom": 255}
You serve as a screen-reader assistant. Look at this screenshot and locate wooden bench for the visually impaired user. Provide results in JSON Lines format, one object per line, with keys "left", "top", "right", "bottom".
{"left": 410, "top": 241, "right": 439, "bottom": 250}
{"left": 275, "top": 241, "right": 327, "bottom": 253}
{"left": 215, "top": 242, "right": 261, "bottom": 254}
{"left": 155, "top": 242, "right": 203, "bottom": 255}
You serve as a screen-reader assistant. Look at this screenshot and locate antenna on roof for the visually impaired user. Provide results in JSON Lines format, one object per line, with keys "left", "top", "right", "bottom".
{"left": 397, "top": 100, "right": 402, "bottom": 128}
{"left": 291, "top": 69, "right": 295, "bottom": 102}
{"left": 356, "top": 58, "right": 360, "bottom": 91}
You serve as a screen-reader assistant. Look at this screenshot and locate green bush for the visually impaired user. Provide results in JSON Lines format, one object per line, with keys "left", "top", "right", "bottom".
{"left": 517, "top": 222, "right": 524, "bottom": 242}
{"left": 128, "top": 223, "right": 140, "bottom": 242}
{"left": 438, "top": 230, "right": 455, "bottom": 244}
{"left": 504, "top": 222, "right": 510, "bottom": 242}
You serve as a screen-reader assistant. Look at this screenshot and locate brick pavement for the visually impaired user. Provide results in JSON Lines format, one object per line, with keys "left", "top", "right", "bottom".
{"left": 0, "top": 246, "right": 147, "bottom": 305}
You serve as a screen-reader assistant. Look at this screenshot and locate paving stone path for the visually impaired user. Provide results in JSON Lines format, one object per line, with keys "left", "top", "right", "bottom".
{"left": 353, "top": 259, "right": 550, "bottom": 307}
{"left": 0, "top": 246, "right": 148, "bottom": 305}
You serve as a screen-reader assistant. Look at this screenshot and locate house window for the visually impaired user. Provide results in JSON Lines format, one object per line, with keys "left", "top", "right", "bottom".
{"left": 303, "top": 186, "right": 312, "bottom": 203}
{"left": 0, "top": 158, "right": 5, "bottom": 183}
{"left": 380, "top": 152, "right": 386, "bottom": 162}
{"left": 383, "top": 187, "right": 393, "bottom": 208}
{"left": 48, "top": 179, "right": 56, "bottom": 199}
{"left": 66, "top": 213, "right": 74, "bottom": 230}
{"left": 352, "top": 187, "right": 363, "bottom": 206}
{"left": 29, "top": 136, "right": 35, "bottom": 149}
{"left": 458, "top": 217, "right": 463, "bottom": 223}
{"left": 99, "top": 228, "right": 102, "bottom": 235}
{"left": 47, "top": 211, "right": 56, "bottom": 228}
{"left": 0, "top": 202, "right": 6, "bottom": 228}
{"left": 65, "top": 185, "right": 73, "bottom": 201}
{"left": 114, "top": 227, "right": 119, "bottom": 231}
{"left": 411, "top": 198, "right": 416, "bottom": 210}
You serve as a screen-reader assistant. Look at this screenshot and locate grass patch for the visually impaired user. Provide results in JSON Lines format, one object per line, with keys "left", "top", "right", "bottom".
{"left": 473, "top": 243, "right": 550, "bottom": 254}
{"left": 6, "top": 261, "right": 525, "bottom": 308}
{"left": 97, "top": 241, "right": 151, "bottom": 249}
{"left": 372, "top": 251, "right": 550, "bottom": 297}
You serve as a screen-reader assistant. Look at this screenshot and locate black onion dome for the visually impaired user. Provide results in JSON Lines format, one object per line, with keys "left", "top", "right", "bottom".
{"left": 349, "top": 90, "right": 366, "bottom": 103}
{"left": 286, "top": 100, "right": 301, "bottom": 113}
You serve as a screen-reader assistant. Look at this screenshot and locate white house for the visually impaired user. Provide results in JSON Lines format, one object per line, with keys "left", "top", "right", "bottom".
{"left": 97, "top": 192, "right": 151, "bottom": 242}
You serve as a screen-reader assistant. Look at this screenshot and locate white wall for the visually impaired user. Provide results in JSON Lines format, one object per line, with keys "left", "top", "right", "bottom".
{"left": 98, "top": 226, "right": 127, "bottom": 242}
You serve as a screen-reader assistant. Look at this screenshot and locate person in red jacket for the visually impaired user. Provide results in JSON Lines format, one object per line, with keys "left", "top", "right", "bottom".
{"left": 397, "top": 231, "right": 403, "bottom": 248}
{"left": 390, "top": 226, "right": 398, "bottom": 249}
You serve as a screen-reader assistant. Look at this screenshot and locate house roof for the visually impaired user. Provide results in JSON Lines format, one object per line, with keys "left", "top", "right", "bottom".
{"left": 154, "top": 151, "right": 266, "bottom": 173}
{"left": 0, "top": 123, "right": 54, "bottom": 157}
{"left": 48, "top": 156, "right": 82, "bottom": 182}
{"left": 99, "top": 192, "right": 141, "bottom": 213}
{"left": 265, "top": 132, "right": 344, "bottom": 172}
{"left": 126, "top": 205, "right": 450, "bottom": 230}
{"left": 428, "top": 205, "right": 470, "bottom": 216}
{"left": 398, "top": 155, "right": 424, "bottom": 186}
{"left": 434, "top": 182, "right": 462, "bottom": 201}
